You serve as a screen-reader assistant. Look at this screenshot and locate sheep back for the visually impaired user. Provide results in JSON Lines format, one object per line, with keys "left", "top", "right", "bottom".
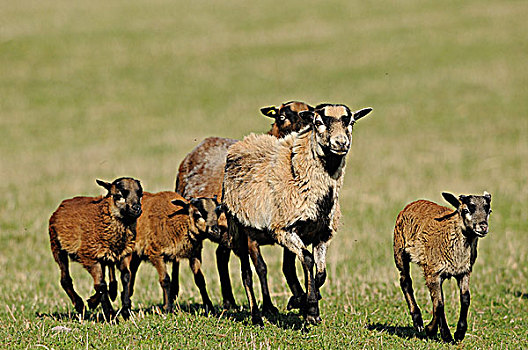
{"left": 176, "top": 137, "right": 238, "bottom": 199}
{"left": 135, "top": 191, "right": 196, "bottom": 261}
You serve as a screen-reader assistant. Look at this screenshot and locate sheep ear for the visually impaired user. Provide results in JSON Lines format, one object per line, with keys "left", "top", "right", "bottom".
{"left": 171, "top": 199, "right": 189, "bottom": 209}
{"left": 442, "top": 192, "right": 461, "bottom": 209}
{"left": 484, "top": 191, "right": 492, "bottom": 202}
{"left": 260, "top": 106, "right": 279, "bottom": 118}
{"left": 96, "top": 179, "right": 113, "bottom": 193}
{"left": 353, "top": 107, "right": 373, "bottom": 121}
{"left": 299, "top": 110, "right": 315, "bottom": 123}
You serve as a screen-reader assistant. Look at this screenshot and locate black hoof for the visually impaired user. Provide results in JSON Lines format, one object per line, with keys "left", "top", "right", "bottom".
{"left": 251, "top": 315, "right": 264, "bottom": 327}
{"left": 204, "top": 303, "right": 215, "bottom": 315}
{"left": 305, "top": 314, "right": 322, "bottom": 325}
{"left": 262, "top": 303, "right": 279, "bottom": 316}
{"left": 425, "top": 323, "right": 438, "bottom": 338}
{"left": 162, "top": 304, "right": 173, "bottom": 314}
{"left": 411, "top": 312, "right": 424, "bottom": 333}
{"left": 222, "top": 299, "right": 238, "bottom": 310}
{"left": 287, "top": 295, "right": 304, "bottom": 310}
{"left": 87, "top": 294, "right": 101, "bottom": 310}
{"left": 454, "top": 330, "right": 465, "bottom": 342}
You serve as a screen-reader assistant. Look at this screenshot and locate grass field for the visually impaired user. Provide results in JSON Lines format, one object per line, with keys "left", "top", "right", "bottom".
{"left": 1, "top": 0, "right": 527, "bottom": 348}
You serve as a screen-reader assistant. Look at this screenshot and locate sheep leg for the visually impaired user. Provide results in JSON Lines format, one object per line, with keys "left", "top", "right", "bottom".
{"left": 248, "top": 238, "right": 278, "bottom": 315}
{"left": 277, "top": 230, "right": 321, "bottom": 325}
{"left": 169, "top": 261, "right": 180, "bottom": 302}
{"left": 425, "top": 276, "right": 453, "bottom": 343}
{"left": 86, "top": 262, "right": 115, "bottom": 322}
{"left": 454, "top": 274, "right": 471, "bottom": 342}
{"left": 189, "top": 253, "right": 214, "bottom": 314}
{"left": 236, "top": 228, "right": 263, "bottom": 326}
{"left": 283, "top": 249, "right": 304, "bottom": 310}
{"left": 313, "top": 240, "right": 328, "bottom": 300}
{"left": 54, "top": 249, "right": 85, "bottom": 315}
{"left": 394, "top": 250, "right": 423, "bottom": 332}
{"left": 118, "top": 255, "right": 133, "bottom": 320}
{"left": 215, "top": 245, "right": 238, "bottom": 310}
{"left": 127, "top": 253, "right": 141, "bottom": 298}
{"left": 150, "top": 256, "right": 172, "bottom": 313}
{"left": 107, "top": 264, "right": 118, "bottom": 302}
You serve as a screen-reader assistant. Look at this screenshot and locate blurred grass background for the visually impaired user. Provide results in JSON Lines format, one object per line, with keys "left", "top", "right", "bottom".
{"left": 1, "top": 0, "right": 527, "bottom": 348}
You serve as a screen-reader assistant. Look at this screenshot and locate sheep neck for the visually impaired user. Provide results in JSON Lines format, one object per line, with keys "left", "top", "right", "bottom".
{"left": 100, "top": 198, "right": 136, "bottom": 261}
{"left": 291, "top": 127, "right": 347, "bottom": 181}
{"left": 447, "top": 217, "right": 479, "bottom": 273}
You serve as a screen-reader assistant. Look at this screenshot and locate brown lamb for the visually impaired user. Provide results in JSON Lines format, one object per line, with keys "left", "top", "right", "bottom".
{"left": 223, "top": 103, "right": 373, "bottom": 325}
{"left": 175, "top": 101, "right": 313, "bottom": 313}
{"left": 126, "top": 191, "right": 222, "bottom": 314}
{"left": 48, "top": 177, "right": 143, "bottom": 321}
{"left": 393, "top": 192, "right": 492, "bottom": 343}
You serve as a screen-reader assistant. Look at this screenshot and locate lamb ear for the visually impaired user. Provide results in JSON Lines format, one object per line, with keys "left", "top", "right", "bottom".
{"left": 483, "top": 191, "right": 491, "bottom": 201}
{"left": 171, "top": 199, "right": 189, "bottom": 209}
{"left": 260, "top": 106, "right": 279, "bottom": 118}
{"left": 299, "top": 110, "right": 315, "bottom": 123}
{"left": 96, "top": 179, "right": 113, "bottom": 194}
{"left": 442, "top": 192, "right": 461, "bottom": 209}
{"left": 353, "top": 107, "right": 373, "bottom": 121}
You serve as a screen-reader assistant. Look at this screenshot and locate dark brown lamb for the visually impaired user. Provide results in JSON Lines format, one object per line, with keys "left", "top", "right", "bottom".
{"left": 393, "top": 192, "right": 492, "bottom": 343}
{"left": 127, "top": 191, "right": 222, "bottom": 314}
{"left": 49, "top": 177, "right": 143, "bottom": 321}
{"left": 175, "top": 101, "right": 313, "bottom": 313}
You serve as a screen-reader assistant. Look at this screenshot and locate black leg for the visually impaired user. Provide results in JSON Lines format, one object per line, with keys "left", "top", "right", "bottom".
{"left": 216, "top": 245, "right": 237, "bottom": 310}
{"left": 283, "top": 249, "right": 304, "bottom": 310}
{"left": 454, "top": 274, "right": 471, "bottom": 342}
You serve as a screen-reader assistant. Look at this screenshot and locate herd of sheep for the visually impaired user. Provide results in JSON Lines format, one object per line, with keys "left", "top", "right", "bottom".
{"left": 48, "top": 101, "right": 492, "bottom": 343}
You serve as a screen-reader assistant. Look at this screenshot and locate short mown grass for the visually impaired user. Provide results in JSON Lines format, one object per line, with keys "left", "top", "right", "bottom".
{"left": 1, "top": 0, "right": 527, "bottom": 348}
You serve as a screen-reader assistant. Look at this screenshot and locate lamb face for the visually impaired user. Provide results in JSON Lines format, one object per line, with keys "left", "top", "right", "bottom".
{"left": 97, "top": 177, "right": 143, "bottom": 221}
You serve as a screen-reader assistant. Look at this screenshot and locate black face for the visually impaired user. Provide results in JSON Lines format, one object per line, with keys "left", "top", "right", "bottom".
{"left": 277, "top": 102, "right": 313, "bottom": 133}
{"left": 101, "top": 177, "right": 143, "bottom": 219}
{"left": 299, "top": 104, "right": 372, "bottom": 156}
{"left": 261, "top": 101, "right": 314, "bottom": 137}
{"left": 458, "top": 193, "right": 492, "bottom": 237}
{"left": 188, "top": 197, "right": 224, "bottom": 240}
{"left": 312, "top": 104, "right": 354, "bottom": 156}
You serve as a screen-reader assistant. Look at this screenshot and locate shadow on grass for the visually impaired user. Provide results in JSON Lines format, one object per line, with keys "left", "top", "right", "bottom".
{"left": 35, "top": 310, "right": 121, "bottom": 323}
{"left": 513, "top": 291, "right": 528, "bottom": 299}
{"left": 172, "top": 302, "right": 305, "bottom": 331}
{"left": 36, "top": 302, "right": 305, "bottom": 330}
{"left": 366, "top": 323, "right": 428, "bottom": 340}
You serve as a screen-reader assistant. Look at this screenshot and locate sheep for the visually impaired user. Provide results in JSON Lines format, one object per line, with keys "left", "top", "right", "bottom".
{"left": 126, "top": 191, "right": 222, "bottom": 314}
{"left": 223, "top": 103, "right": 373, "bottom": 325}
{"left": 175, "top": 101, "right": 313, "bottom": 313}
{"left": 48, "top": 177, "right": 143, "bottom": 321}
{"left": 393, "top": 191, "right": 492, "bottom": 343}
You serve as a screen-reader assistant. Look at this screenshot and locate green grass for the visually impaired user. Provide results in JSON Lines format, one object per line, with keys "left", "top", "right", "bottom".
{"left": 1, "top": 0, "right": 527, "bottom": 348}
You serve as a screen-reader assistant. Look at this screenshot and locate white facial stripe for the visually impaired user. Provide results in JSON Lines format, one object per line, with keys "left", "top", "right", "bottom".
{"left": 347, "top": 125, "right": 353, "bottom": 133}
